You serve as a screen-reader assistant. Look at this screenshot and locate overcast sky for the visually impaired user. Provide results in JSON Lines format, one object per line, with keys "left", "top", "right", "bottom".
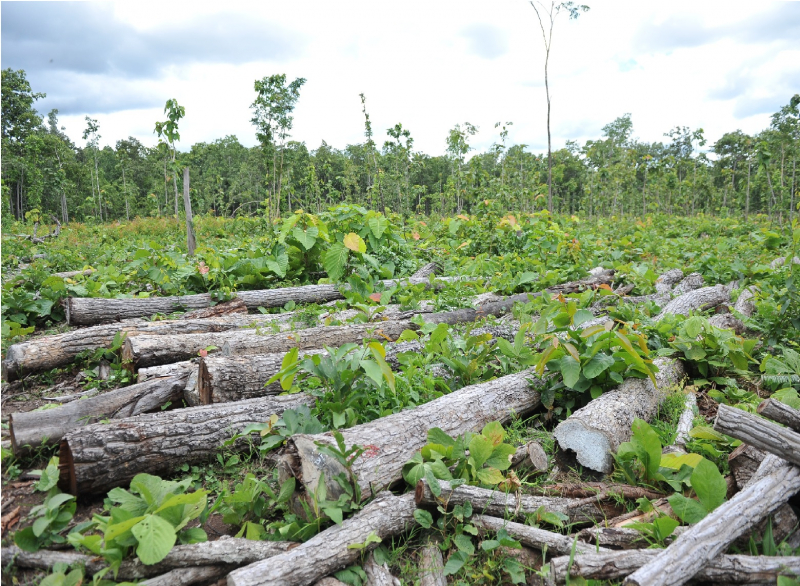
{"left": 2, "top": 1, "right": 799, "bottom": 156}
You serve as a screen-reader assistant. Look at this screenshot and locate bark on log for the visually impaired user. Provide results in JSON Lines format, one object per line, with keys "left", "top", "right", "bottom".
{"left": 58, "top": 393, "right": 314, "bottom": 495}
{"left": 734, "top": 285, "right": 758, "bottom": 317}
{"left": 415, "top": 479, "right": 619, "bottom": 525}
{"left": 654, "top": 284, "right": 731, "bottom": 321}
{"left": 411, "top": 262, "right": 441, "bottom": 279}
{"left": 714, "top": 404, "right": 800, "bottom": 467}
{"left": 9, "top": 374, "right": 188, "bottom": 454}
{"left": 139, "top": 566, "right": 229, "bottom": 586}
{"left": 418, "top": 541, "right": 446, "bottom": 586}
{"left": 655, "top": 269, "right": 686, "bottom": 295}
{"left": 227, "top": 492, "right": 416, "bottom": 586}
{"left": 279, "top": 369, "right": 544, "bottom": 502}
{"left": 670, "top": 272, "right": 705, "bottom": 297}
{"left": 757, "top": 398, "right": 800, "bottom": 432}
{"left": 53, "top": 269, "right": 95, "bottom": 279}
{"left": 728, "top": 443, "right": 766, "bottom": 490}
{"left": 123, "top": 321, "right": 412, "bottom": 369}
{"left": 2, "top": 314, "right": 293, "bottom": 381}
{"left": 623, "top": 454, "right": 800, "bottom": 586}
{"left": 662, "top": 392, "right": 697, "bottom": 455}
{"left": 770, "top": 256, "right": 800, "bottom": 269}
{"left": 471, "top": 515, "right": 610, "bottom": 556}
{"left": 529, "top": 483, "right": 665, "bottom": 501}
{"left": 1, "top": 539, "right": 294, "bottom": 580}
{"left": 553, "top": 358, "right": 686, "bottom": 473}
{"left": 364, "top": 552, "right": 400, "bottom": 586}
{"left": 138, "top": 360, "right": 197, "bottom": 382}
{"left": 551, "top": 551, "right": 800, "bottom": 583}
{"left": 64, "top": 276, "right": 458, "bottom": 326}
{"left": 180, "top": 298, "right": 247, "bottom": 319}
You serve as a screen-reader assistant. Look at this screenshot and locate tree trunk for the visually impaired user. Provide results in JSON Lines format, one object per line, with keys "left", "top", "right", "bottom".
{"left": 1, "top": 539, "right": 294, "bottom": 580}
{"left": 418, "top": 540, "right": 445, "bottom": 586}
{"left": 138, "top": 360, "right": 196, "bottom": 382}
{"left": 123, "top": 320, "right": 412, "bottom": 370}
{"left": 64, "top": 276, "right": 459, "bottom": 325}
{"left": 2, "top": 313, "right": 291, "bottom": 381}
{"left": 415, "top": 479, "right": 620, "bottom": 525}
{"left": 227, "top": 493, "right": 416, "bottom": 586}
{"left": 10, "top": 374, "right": 188, "bottom": 454}
{"left": 714, "top": 404, "right": 800, "bottom": 467}
{"left": 364, "top": 552, "right": 399, "bottom": 586}
{"left": 553, "top": 358, "right": 685, "bottom": 473}
{"left": 756, "top": 398, "right": 800, "bottom": 432}
{"left": 410, "top": 262, "right": 441, "bottom": 279}
{"left": 654, "top": 284, "right": 731, "bottom": 321}
{"left": 279, "top": 369, "right": 544, "bottom": 502}
{"left": 140, "top": 565, "right": 227, "bottom": 586}
{"left": 623, "top": 454, "right": 800, "bottom": 586}
{"left": 662, "top": 392, "right": 696, "bottom": 455}
{"left": 180, "top": 298, "right": 247, "bottom": 319}
{"left": 58, "top": 393, "right": 314, "bottom": 495}
{"left": 472, "top": 515, "right": 610, "bottom": 556}
{"left": 183, "top": 167, "right": 196, "bottom": 256}
{"left": 551, "top": 550, "right": 800, "bottom": 584}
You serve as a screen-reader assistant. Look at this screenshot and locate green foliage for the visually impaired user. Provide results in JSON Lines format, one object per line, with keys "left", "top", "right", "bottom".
{"left": 217, "top": 473, "right": 296, "bottom": 540}
{"left": 667, "top": 458, "right": 727, "bottom": 524}
{"left": 14, "top": 457, "right": 76, "bottom": 552}
{"left": 37, "top": 563, "right": 85, "bottom": 586}
{"left": 402, "top": 422, "right": 517, "bottom": 493}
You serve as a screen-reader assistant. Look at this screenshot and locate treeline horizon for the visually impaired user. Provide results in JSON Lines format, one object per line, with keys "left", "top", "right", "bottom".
{"left": 2, "top": 68, "right": 798, "bottom": 226}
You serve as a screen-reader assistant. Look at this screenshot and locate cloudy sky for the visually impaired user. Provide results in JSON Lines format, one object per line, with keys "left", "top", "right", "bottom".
{"left": 2, "top": 1, "right": 799, "bottom": 156}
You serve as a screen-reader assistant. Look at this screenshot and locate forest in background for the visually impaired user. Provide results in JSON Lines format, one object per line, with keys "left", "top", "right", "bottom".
{"left": 2, "top": 68, "right": 799, "bottom": 226}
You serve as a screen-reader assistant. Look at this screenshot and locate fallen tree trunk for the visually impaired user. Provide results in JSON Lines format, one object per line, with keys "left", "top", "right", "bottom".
{"left": 1, "top": 539, "right": 294, "bottom": 580}
{"left": 180, "top": 298, "right": 247, "bottom": 319}
{"left": 2, "top": 313, "right": 294, "bottom": 381}
{"left": 364, "top": 552, "right": 399, "bottom": 586}
{"left": 279, "top": 368, "right": 544, "bottom": 502}
{"left": 64, "top": 276, "right": 458, "bottom": 326}
{"left": 53, "top": 269, "right": 95, "bottom": 279}
{"left": 9, "top": 374, "right": 188, "bottom": 454}
{"left": 662, "top": 392, "right": 696, "bottom": 455}
{"left": 654, "top": 284, "right": 731, "bottom": 321}
{"left": 411, "top": 262, "right": 441, "bottom": 279}
{"left": 553, "top": 358, "right": 685, "bottom": 473}
{"left": 138, "top": 360, "right": 196, "bottom": 382}
{"left": 418, "top": 540, "right": 446, "bottom": 586}
{"left": 714, "top": 404, "right": 800, "bottom": 467}
{"left": 529, "top": 483, "right": 665, "bottom": 501}
{"left": 227, "top": 492, "right": 416, "bottom": 586}
{"left": 122, "top": 320, "right": 412, "bottom": 370}
{"left": 139, "top": 566, "right": 228, "bottom": 586}
{"left": 58, "top": 393, "right": 314, "bottom": 495}
{"left": 551, "top": 550, "right": 800, "bottom": 584}
{"left": 623, "top": 454, "right": 800, "bottom": 586}
{"left": 757, "top": 398, "right": 800, "bottom": 432}
{"left": 472, "top": 515, "right": 610, "bottom": 556}
{"left": 415, "top": 479, "right": 620, "bottom": 525}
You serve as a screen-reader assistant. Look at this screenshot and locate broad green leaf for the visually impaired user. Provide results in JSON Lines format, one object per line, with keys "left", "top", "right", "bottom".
{"left": 476, "top": 467, "right": 505, "bottom": 485}
{"left": 14, "top": 527, "right": 39, "bottom": 552}
{"left": 582, "top": 353, "right": 615, "bottom": 379}
{"left": 397, "top": 329, "right": 419, "bottom": 342}
{"left": 360, "top": 359, "right": 384, "bottom": 387}
{"left": 131, "top": 514, "right": 177, "bottom": 565}
{"left": 323, "top": 507, "right": 344, "bottom": 525}
{"left": 559, "top": 355, "right": 581, "bottom": 389}
{"left": 668, "top": 493, "right": 709, "bottom": 524}
{"left": 485, "top": 444, "right": 517, "bottom": 471}
{"left": 413, "top": 509, "right": 433, "bottom": 528}
{"left": 443, "top": 551, "right": 469, "bottom": 575}
{"left": 481, "top": 421, "right": 505, "bottom": 446}
{"left": 581, "top": 324, "right": 606, "bottom": 338}
{"left": 468, "top": 434, "right": 494, "bottom": 469}
{"left": 689, "top": 426, "right": 727, "bottom": 441}
{"left": 343, "top": 232, "right": 367, "bottom": 253}
{"left": 660, "top": 452, "right": 703, "bottom": 470}
{"left": 427, "top": 428, "right": 457, "bottom": 448}
{"left": 684, "top": 316, "right": 705, "bottom": 338}
{"left": 368, "top": 215, "right": 389, "bottom": 239}
{"left": 454, "top": 534, "right": 475, "bottom": 555}
{"left": 652, "top": 516, "right": 679, "bottom": 540}
{"left": 573, "top": 309, "right": 594, "bottom": 326}
{"left": 323, "top": 242, "right": 349, "bottom": 281}
{"left": 291, "top": 225, "right": 319, "bottom": 251}
{"left": 632, "top": 418, "right": 663, "bottom": 480}
{"left": 691, "top": 458, "right": 726, "bottom": 513}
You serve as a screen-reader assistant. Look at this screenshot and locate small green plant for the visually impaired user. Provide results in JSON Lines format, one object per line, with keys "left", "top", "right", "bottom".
{"left": 627, "top": 515, "right": 680, "bottom": 548}
{"left": 403, "top": 422, "right": 517, "bottom": 494}
{"left": 37, "top": 563, "right": 85, "bottom": 586}
{"left": 217, "top": 473, "right": 296, "bottom": 540}
{"left": 227, "top": 405, "right": 325, "bottom": 454}
{"left": 666, "top": 458, "right": 727, "bottom": 524}
{"left": 14, "top": 457, "right": 76, "bottom": 552}
{"left": 68, "top": 473, "right": 208, "bottom": 573}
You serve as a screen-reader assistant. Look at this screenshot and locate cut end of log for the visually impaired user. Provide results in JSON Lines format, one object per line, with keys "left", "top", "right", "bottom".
{"left": 58, "top": 439, "right": 78, "bottom": 495}
{"left": 198, "top": 359, "right": 212, "bottom": 405}
{"left": 122, "top": 338, "right": 136, "bottom": 372}
{"left": 553, "top": 420, "right": 613, "bottom": 474}
{"left": 7, "top": 415, "right": 20, "bottom": 455}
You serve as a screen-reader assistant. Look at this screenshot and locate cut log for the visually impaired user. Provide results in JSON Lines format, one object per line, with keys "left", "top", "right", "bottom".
{"left": 415, "top": 479, "right": 619, "bottom": 525}
{"left": 662, "top": 392, "right": 697, "bottom": 455}
{"left": 529, "top": 483, "right": 665, "bottom": 501}
{"left": 139, "top": 566, "right": 228, "bottom": 586}
{"left": 2, "top": 313, "right": 294, "bottom": 381}
{"left": 9, "top": 374, "right": 188, "bottom": 454}
{"left": 623, "top": 454, "right": 800, "bottom": 586}
{"left": 418, "top": 540, "right": 446, "bottom": 586}
{"left": 653, "top": 283, "right": 730, "bottom": 321}
{"left": 655, "top": 269, "right": 685, "bottom": 295}
{"left": 734, "top": 285, "right": 758, "bottom": 317}
{"left": 410, "top": 262, "right": 441, "bottom": 279}
{"left": 279, "top": 369, "right": 544, "bottom": 502}
{"left": 553, "top": 358, "right": 685, "bottom": 473}
{"left": 707, "top": 312, "right": 747, "bottom": 334}
{"left": 1, "top": 539, "right": 294, "bottom": 580}
{"left": 757, "top": 398, "right": 800, "bottom": 432}
{"left": 770, "top": 255, "right": 800, "bottom": 269}
{"left": 58, "top": 393, "right": 314, "bottom": 495}
{"left": 728, "top": 443, "right": 766, "bottom": 489}
{"left": 64, "top": 276, "right": 459, "bottom": 326}
{"left": 670, "top": 272, "right": 705, "bottom": 297}
{"left": 714, "top": 404, "right": 800, "bottom": 467}
{"left": 364, "top": 552, "right": 400, "bottom": 586}
{"left": 180, "top": 298, "right": 247, "bottom": 319}
{"left": 53, "top": 269, "right": 95, "bottom": 279}
{"left": 123, "top": 321, "right": 412, "bottom": 369}
{"left": 551, "top": 550, "right": 800, "bottom": 583}
{"left": 138, "top": 360, "right": 196, "bottom": 382}
{"left": 472, "top": 515, "right": 610, "bottom": 556}
{"left": 510, "top": 441, "right": 549, "bottom": 473}
{"left": 227, "top": 492, "right": 416, "bottom": 586}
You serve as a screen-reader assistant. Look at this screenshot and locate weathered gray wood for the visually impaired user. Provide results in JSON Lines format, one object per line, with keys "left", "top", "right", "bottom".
{"left": 9, "top": 374, "right": 188, "bottom": 454}
{"left": 280, "top": 369, "right": 544, "bottom": 502}
{"left": 553, "top": 358, "right": 685, "bottom": 473}
{"left": 58, "top": 393, "right": 314, "bottom": 495}
{"left": 363, "top": 552, "right": 400, "bottom": 586}
{"left": 52, "top": 268, "right": 95, "bottom": 279}
{"left": 2, "top": 313, "right": 293, "bottom": 381}
{"left": 662, "top": 392, "right": 697, "bottom": 455}
{"left": 123, "top": 321, "right": 412, "bottom": 369}
{"left": 770, "top": 255, "right": 800, "bottom": 269}
{"left": 227, "top": 492, "right": 416, "bottom": 586}
{"left": 623, "top": 454, "right": 800, "bottom": 586}
{"left": 552, "top": 550, "right": 800, "bottom": 583}
{"left": 1, "top": 539, "right": 294, "bottom": 580}
{"left": 472, "top": 515, "right": 610, "bottom": 556}
{"left": 418, "top": 541, "right": 446, "bottom": 586}
{"left": 654, "top": 284, "right": 731, "bottom": 321}
{"left": 757, "top": 398, "right": 800, "bottom": 433}
{"left": 140, "top": 566, "right": 227, "bottom": 586}
{"left": 410, "top": 262, "right": 441, "bottom": 279}
{"left": 181, "top": 298, "right": 246, "bottom": 319}
{"left": 64, "top": 276, "right": 459, "bottom": 325}
{"left": 714, "top": 404, "right": 800, "bottom": 467}
{"left": 415, "top": 479, "right": 618, "bottom": 525}
{"left": 139, "top": 360, "right": 196, "bottom": 382}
